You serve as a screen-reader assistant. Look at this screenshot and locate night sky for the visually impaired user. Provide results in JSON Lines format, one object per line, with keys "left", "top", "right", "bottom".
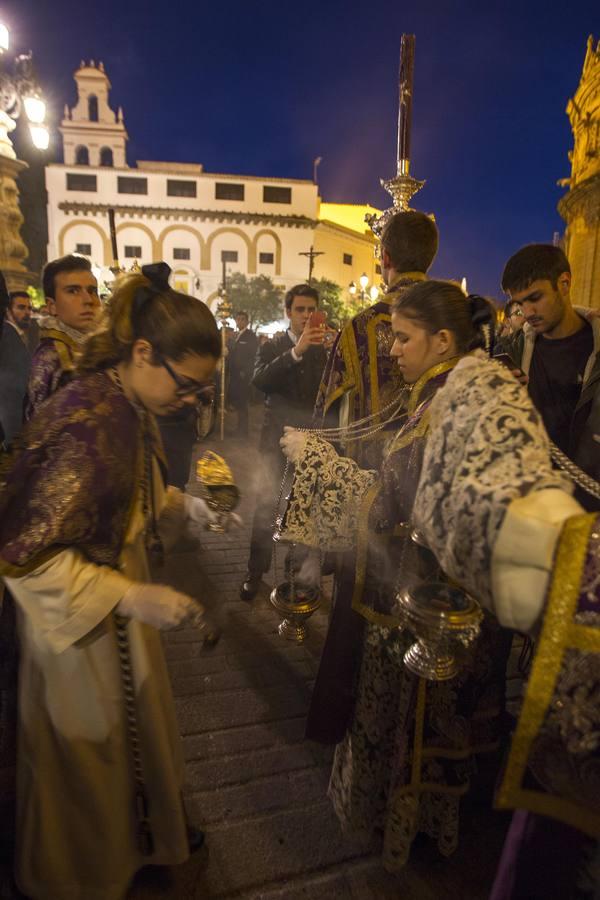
{"left": 6, "top": 0, "right": 598, "bottom": 297}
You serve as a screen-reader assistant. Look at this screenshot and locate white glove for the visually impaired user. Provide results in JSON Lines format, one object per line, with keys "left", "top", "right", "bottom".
{"left": 117, "top": 582, "right": 204, "bottom": 630}
{"left": 183, "top": 493, "right": 243, "bottom": 529}
{"left": 280, "top": 427, "right": 308, "bottom": 463}
{"left": 183, "top": 494, "right": 216, "bottom": 526}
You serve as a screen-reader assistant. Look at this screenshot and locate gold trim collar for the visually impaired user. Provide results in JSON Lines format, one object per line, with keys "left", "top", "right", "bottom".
{"left": 408, "top": 357, "right": 461, "bottom": 414}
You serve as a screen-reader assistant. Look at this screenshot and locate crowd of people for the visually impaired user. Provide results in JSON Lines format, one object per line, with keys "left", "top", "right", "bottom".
{"left": 0, "top": 206, "right": 598, "bottom": 899}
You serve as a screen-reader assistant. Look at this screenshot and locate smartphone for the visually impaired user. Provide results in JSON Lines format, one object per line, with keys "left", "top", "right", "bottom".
{"left": 495, "top": 353, "right": 525, "bottom": 377}
{"left": 308, "top": 310, "right": 326, "bottom": 328}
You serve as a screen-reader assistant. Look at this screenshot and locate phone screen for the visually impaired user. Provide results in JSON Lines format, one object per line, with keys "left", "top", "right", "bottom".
{"left": 309, "top": 310, "right": 326, "bottom": 328}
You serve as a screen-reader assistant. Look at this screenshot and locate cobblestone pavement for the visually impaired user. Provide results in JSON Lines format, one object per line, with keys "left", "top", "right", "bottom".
{"left": 129, "top": 405, "right": 510, "bottom": 900}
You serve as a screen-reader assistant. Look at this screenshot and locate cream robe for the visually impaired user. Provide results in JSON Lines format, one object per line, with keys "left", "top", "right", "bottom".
{"left": 4, "top": 468, "right": 189, "bottom": 900}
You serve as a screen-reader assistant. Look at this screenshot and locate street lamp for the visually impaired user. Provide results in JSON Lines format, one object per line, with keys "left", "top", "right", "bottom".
{"left": 0, "top": 22, "right": 49, "bottom": 157}
{"left": 349, "top": 272, "right": 379, "bottom": 306}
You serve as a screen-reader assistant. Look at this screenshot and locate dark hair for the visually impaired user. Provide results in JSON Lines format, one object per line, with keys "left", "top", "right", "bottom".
{"left": 78, "top": 271, "right": 221, "bottom": 373}
{"left": 284, "top": 284, "right": 319, "bottom": 312}
{"left": 8, "top": 290, "right": 30, "bottom": 308}
{"left": 42, "top": 254, "right": 93, "bottom": 300}
{"left": 381, "top": 210, "right": 439, "bottom": 274}
{"left": 501, "top": 244, "right": 571, "bottom": 294}
{"left": 236, "top": 310, "right": 249, "bottom": 319}
{"left": 391, "top": 280, "right": 496, "bottom": 354}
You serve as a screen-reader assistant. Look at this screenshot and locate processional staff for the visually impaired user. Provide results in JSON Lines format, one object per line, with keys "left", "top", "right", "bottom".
{"left": 216, "top": 259, "right": 232, "bottom": 441}
{"left": 366, "top": 33, "right": 426, "bottom": 237}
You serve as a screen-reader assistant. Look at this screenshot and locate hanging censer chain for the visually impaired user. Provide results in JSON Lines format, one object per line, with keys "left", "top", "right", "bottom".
{"left": 271, "top": 388, "right": 412, "bottom": 599}
{"left": 109, "top": 365, "right": 155, "bottom": 856}
{"left": 549, "top": 441, "right": 600, "bottom": 501}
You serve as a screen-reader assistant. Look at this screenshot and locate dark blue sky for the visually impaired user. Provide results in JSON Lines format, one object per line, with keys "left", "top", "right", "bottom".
{"left": 7, "top": 0, "right": 597, "bottom": 296}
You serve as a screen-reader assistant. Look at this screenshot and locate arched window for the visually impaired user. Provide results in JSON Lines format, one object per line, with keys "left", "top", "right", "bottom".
{"left": 88, "top": 94, "right": 98, "bottom": 122}
{"left": 99, "top": 146, "right": 113, "bottom": 167}
{"left": 75, "top": 145, "right": 89, "bottom": 165}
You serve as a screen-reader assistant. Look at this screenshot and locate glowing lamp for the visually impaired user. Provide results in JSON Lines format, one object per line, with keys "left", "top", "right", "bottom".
{"left": 359, "top": 272, "right": 369, "bottom": 291}
{"left": 0, "top": 23, "right": 9, "bottom": 53}
{"left": 29, "top": 123, "right": 49, "bottom": 150}
{"left": 24, "top": 94, "right": 46, "bottom": 124}
{"left": 348, "top": 281, "right": 357, "bottom": 295}
{"left": 369, "top": 285, "right": 379, "bottom": 301}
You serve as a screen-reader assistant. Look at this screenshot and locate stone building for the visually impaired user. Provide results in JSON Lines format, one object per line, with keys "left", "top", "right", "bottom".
{"left": 559, "top": 35, "right": 600, "bottom": 309}
{"left": 45, "top": 62, "right": 380, "bottom": 310}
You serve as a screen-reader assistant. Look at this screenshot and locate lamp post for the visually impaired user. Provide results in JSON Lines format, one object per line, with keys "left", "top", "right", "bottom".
{"left": 349, "top": 272, "right": 379, "bottom": 307}
{"left": 0, "top": 20, "right": 49, "bottom": 290}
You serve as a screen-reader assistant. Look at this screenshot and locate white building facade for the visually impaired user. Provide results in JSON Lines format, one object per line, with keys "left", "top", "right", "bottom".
{"left": 46, "top": 62, "right": 380, "bottom": 310}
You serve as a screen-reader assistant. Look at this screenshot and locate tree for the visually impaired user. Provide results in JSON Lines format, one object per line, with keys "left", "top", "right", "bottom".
{"left": 225, "top": 273, "right": 283, "bottom": 329}
{"left": 312, "top": 277, "right": 353, "bottom": 329}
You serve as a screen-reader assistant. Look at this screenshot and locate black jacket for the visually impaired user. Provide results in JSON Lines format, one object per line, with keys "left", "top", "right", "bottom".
{"left": 501, "top": 319, "right": 600, "bottom": 505}
{"left": 0, "top": 323, "right": 31, "bottom": 444}
{"left": 228, "top": 328, "right": 259, "bottom": 402}
{"left": 252, "top": 332, "right": 327, "bottom": 442}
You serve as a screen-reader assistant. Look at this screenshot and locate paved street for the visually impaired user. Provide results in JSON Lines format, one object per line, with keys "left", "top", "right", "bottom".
{"left": 129, "top": 404, "right": 510, "bottom": 900}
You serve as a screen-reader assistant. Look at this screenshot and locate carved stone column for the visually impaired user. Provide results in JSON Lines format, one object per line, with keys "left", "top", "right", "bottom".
{"left": 0, "top": 110, "right": 34, "bottom": 291}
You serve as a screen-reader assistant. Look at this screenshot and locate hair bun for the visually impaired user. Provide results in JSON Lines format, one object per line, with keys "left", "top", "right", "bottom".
{"left": 467, "top": 294, "right": 493, "bottom": 327}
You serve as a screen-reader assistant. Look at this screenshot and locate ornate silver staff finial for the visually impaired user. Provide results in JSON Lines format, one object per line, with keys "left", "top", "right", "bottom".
{"left": 366, "top": 34, "right": 426, "bottom": 238}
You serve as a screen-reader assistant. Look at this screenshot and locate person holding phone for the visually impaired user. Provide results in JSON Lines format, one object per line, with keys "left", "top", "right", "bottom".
{"left": 240, "top": 284, "right": 333, "bottom": 600}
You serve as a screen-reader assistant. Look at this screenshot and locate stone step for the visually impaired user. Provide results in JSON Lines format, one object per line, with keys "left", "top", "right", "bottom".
{"left": 182, "top": 717, "right": 308, "bottom": 761}
{"left": 171, "top": 659, "right": 316, "bottom": 698}
{"left": 187, "top": 800, "right": 375, "bottom": 897}
{"left": 186, "top": 742, "right": 324, "bottom": 791}
{"left": 174, "top": 683, "right": 315, "bottom": 735}
{"left": 187, "top": 767, "right": 331, "bottom": 825}
{"left": 168, "top": 645, "right": 312, "bottom": 678}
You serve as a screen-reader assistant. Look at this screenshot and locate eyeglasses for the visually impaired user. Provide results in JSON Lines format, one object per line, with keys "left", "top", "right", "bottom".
{"left": 158, "top": 355, "right": 214, "bottom": 403}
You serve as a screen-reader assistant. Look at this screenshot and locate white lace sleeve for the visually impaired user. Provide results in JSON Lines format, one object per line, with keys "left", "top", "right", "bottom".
{"left": 413, "top": 357, "right": 573, "bottom": 608}
{"left": 278, "top": 436, "right": 377, "bottom": 550}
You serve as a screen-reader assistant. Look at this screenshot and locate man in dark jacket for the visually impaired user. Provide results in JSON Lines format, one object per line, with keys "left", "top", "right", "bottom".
{"left": 228, "top": 311, "right": 259, "bottom": 437}
{"left": 0, "top": 289, "right": 33, "bottom": 445}
{"left": 501, "top": 243, "right": 600, "bottom": 505}
{"left": 240, "top": 285, "right": 331, "bottom": 600}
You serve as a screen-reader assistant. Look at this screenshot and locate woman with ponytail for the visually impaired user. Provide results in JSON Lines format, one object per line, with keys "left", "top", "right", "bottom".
{"left": 279, "top": 280, "right": 511, "bottom": 872}
{"left": 0, "top": 264, "right": 222, "bottom": 899}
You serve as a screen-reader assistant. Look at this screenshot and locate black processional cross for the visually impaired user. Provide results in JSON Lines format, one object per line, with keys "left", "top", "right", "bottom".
{"left": 298, "top": 246, "right": 325, "bottom": 284}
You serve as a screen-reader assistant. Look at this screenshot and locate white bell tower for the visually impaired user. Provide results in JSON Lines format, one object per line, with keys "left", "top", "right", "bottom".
{"left": 60, "top": 60, "right": 128, "bottom": 167}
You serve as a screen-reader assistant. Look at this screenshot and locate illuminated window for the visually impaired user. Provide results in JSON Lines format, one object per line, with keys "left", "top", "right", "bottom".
{"left": 215, "top": 182, "right": 244, "bottom": 201}
{"left": 259, "top": 252, "right": 274, "bottom": 264}
{"left": 75, "top": 243, "right": 92, "bottom": 256}
{"left": 173, "top": 248, "right": 191, "bottom": 260}
{"left": 118, "top": 176, "right": 148, "bottom": 195}
{"left": 124, "top": 245, "right": 142, "bottom": 258}
{"left": 343, "top": 253, "right": 353, "bottom": 265}
{"left": 167, "top": 179, "right": 197, "bottom": 197}
{"left": 221, "top": 250, "right": 238, "bottom": 263}
{"left": 263, "top": 185, "right": 291, "bottom": 204}
{"left": 66, "top": 173, "right": 97, "bottom": 191}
